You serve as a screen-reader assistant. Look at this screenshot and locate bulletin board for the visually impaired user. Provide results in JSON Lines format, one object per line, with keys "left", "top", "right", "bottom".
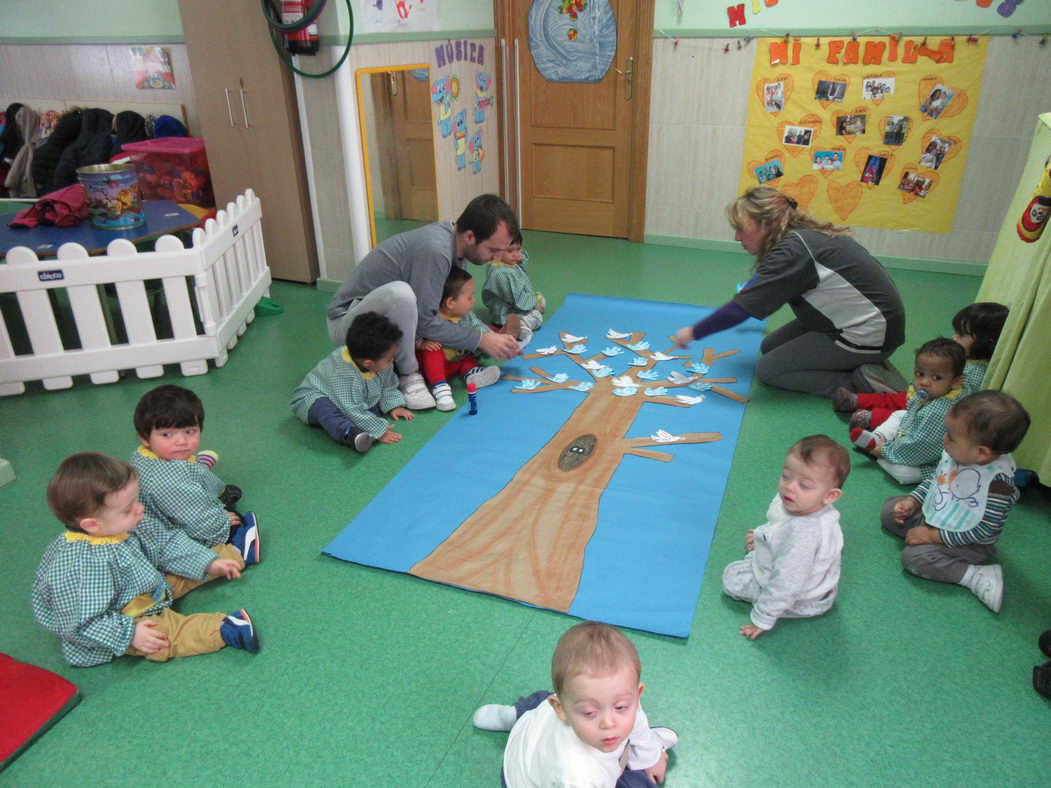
{"left": 738, "top": 36, "right": 988, "bottom": 232}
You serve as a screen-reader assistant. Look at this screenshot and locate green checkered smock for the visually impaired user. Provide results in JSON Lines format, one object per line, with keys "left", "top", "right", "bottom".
{"left": 31, "top": 517, "right": 216, "bottom": 667}
{"left": 129, "top": 446, "right": 229, "bottom": 547}
{"left": 482, "top": 255, "right": 537, "bottom": 325}
{"left": 438, "top": 311, "right": 491, "bottom": 362}
{"left": 289, "top": 347, "right": 407, "bottom": 439}
{"left": 962, "top": 359, "right": 987, "bottom": 394}
{"left": 881, "top": 387, "right": 965, "bottom": 477}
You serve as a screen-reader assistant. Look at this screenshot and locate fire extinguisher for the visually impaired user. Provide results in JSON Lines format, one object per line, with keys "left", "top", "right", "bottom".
{"left": 281, "top": 1, "right": 320, "bottom": 56}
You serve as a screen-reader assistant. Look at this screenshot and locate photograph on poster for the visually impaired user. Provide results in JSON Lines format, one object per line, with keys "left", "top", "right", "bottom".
{"left": 812, "top": 150, "right": 844, "bottom": 170}
{"left": 764, "top": 82, "right": 784, "bottom": 112}
{"left": 862, "top": 77, "right": 895, "bottom": 100}
{"left": 836, "top": 114, "right": 867, "bottom": 135}
{"left": 754, "top": 159, "right": 785, "bottom": 183}
{"left": 815, "top": 80, "right": 847, "bottom": 102}
{"left": 919, "top": 84, "right": 954, "bottom": 119}
{"left": 883, "top": 115, "right": 910, "bottom": 146}
{"left": 919, "top": 136, "right": 954, "bottom": 170}
{"left": 783, "top": 125, "right": 813, "bottom": 146}
{"left": 861, "top": 155, "right": 888, "bottom": 185}
{"left": 898, "top": 171, "right": 932, "bottom": 198}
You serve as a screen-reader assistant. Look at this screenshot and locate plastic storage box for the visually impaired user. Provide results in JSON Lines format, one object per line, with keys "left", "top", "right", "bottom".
{"left": 123, "top": 137, "right": 215, "bottom": 208}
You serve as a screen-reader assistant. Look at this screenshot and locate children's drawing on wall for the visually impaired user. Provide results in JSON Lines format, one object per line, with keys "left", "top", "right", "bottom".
{"left": 814, "top": 80, "right": 846, "bottom": 102}
{"left": 862, "top": 77, "right": 895, "bottom": 101}
{"left": 783, "top": 125, "right": 813, "bottom": 147}
{"left": 836, "top": 114, "right": 867, "bottom": 136}
{"left": 763, "top": 82, "right": 784, "bottom": 112}
{"left": 360, "top": 0, "right": 440, "bottom": 33}
{"left": 754, "top": 159, "right": 784, "bottom": 184}
{"left": 431, "top": 75, "right": 457, "bottom": 138}
{"left": 919, "top": 136, "right": 954, "bottom": 170}
{"left": 474, "top": 72, "right": 493, "bottom": 123}
{"left": 528, "top": 0, "right": 617, "bottom": 83}
{"left": 469, "top": 129, "right": 484, "bottom": 174}
{"left": 898, "top": 171, "right": 933, "bottom": 199}
{"left": 129, "top": 46, "right": 175, "bottom": 90}
{"left": 919, "top": 85, "right": 953, "bottom": 119}
{"left": 452, "top": 109, "right": 468, "bottom": 171}
{"left": 812, "top": 150, "right": 844, "bottom": 171}
{"left": 882, "top": 115, "right": 910, "bottom": 146}
{"left": 860, "top": 155, "right": 888, "bottom": 185}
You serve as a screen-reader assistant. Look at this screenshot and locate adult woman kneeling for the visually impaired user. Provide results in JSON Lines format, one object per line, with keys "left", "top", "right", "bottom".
{"left": 674, "top": 186, "right": 906, "bottom": 398}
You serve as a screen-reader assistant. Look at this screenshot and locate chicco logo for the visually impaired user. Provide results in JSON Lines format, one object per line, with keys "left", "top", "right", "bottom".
{"left": 38, "top": 270, "right": 64, "bottom": 282}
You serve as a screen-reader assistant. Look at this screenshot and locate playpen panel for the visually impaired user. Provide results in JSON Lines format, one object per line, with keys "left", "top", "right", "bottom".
{"left": 58, "top": 243, "right": 119, "bottom": 385}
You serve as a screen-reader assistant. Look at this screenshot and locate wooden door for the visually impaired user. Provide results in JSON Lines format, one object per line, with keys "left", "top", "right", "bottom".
{"left": 497, "top": 0, "right": 653, "bottom": 240}
{"left": 178, "top": 0, "right": 318, "bottom": 282}
{"left": 390, "top": 70, "right": 438, "bottom": 222}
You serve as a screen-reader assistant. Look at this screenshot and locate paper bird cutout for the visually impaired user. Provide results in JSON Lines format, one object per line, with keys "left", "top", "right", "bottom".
{"left": 651, "top": 429, "right": 683, "bottom": 443}
{"left": 627, "top": 341, "right": 650, "bottom": 351}
{"left": 676, "top": 394, "right": 705, "bottom": 405}
{"left": 644, "top": 387, "right": 669, "bottom": 397}
{"left": 689, "top": 381, "right": 713, "bottom": 392}
{"left": 650, "top": 351, "right": 675, "bottom": 361}
{"left": 606, "top": 329, "right": 630, "bottom": 339}
{"left": 550, "top": 373, "right": 569, "bottom": 383}
{"left": 667, "top": 371, "right": 696, "bottom": 384}
{"left": 593, "top": 365, "right": 614, "bottom": 377}
{"left": 611, "top": 375, "right": 635, "bottom": 387}
{"left": 628, "top": 356, "right": 648, "bottom": 367}
{"left": 516, "top": 379, "right": 542, "bottom": 390}
{"left": 567, "top": 344, "right": 588, "bottom": 354}
{"left": 535, "top": 346, "right": 558, "bottom": 355}
{"left": 687, "top": 362, "right": 710, "bottom": 374}
{"left": 570, "top": 381, "right": 595, "bottom": 392}
{"left": 581, "top": 359, "right": 603, "bottom": 370}
{"left": 561, "top": 333, "right": 585, "bottom": 343}
{"left": 637, "top": 370, "right": 660, "bottom": 380}
{"left": 602, "top": 346, "right": 624, "bottom": 356}
{"left": 612, "top": 386, "right": 638, "bottom": 397}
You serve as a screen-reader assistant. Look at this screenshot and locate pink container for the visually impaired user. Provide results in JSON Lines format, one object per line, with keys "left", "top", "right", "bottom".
{"left": 123, "top": 137, "right": 215, "bottom": 208}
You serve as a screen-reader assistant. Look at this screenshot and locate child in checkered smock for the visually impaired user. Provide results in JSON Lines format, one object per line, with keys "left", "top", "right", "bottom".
{"left": 482, "top": 229, "right": 545, "bottom": 349}
{"left": 289, "top": 311, "right": 414, "bottom": 453}
{"left": 32, "top": 453, "right": 259, "bottom": 666}
{"left": 129, "top": 385, "right": 260, "bottom": 565}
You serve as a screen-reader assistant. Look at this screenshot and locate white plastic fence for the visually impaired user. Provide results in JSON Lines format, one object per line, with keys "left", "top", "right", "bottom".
{"left": 0, "top": 190, "right": 272, "bottom": 396}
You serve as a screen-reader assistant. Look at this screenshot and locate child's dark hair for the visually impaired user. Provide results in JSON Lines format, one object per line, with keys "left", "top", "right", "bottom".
{"left": 47, "top": 452, "right": 138, "bottom": 532}
{"left": 441, "top": 266, "right": 473, "bottom": 304}
{"left": 509, "top": 228, "right": 523, "bottom": 247}
{"left": 915, "top": 337, "right": 966, "bottom": 378}
{"left": 952, "top": 302, "right": 1008, "bottom": 360}
{"left": 345, "top": 311, "right": 402, "bottom": 362}
{"left": 455, "top": 193, "right": 519, "bottom": 242}
{"left": 950, "top": 390, "right": 1030, "bottom": 454}
{"left": 134, "top": 384, "right": 204, "bottom": 438}
{"left": 790, "top": 435, "right": 850, "bottom": 488}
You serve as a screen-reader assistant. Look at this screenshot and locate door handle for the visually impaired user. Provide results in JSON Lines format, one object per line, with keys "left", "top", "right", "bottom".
{"left": 224, "top": 88, "right": 237, "bottom": 126}
{"left": 239, "top": 79, "right": 251, "bottom": 128}
{"left": 624, "top": 56, "right": 633, "bottom": 101}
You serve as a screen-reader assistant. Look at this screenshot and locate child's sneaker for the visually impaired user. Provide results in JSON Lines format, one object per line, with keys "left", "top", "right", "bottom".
{"left": 652, "top": 727, "right": 679, "bottom": 751}
{"left": 465, "top": 365, "right": 501, "bottom": 389}
{"left": 353, "top": 432, "right": 375, "bottom": 454}
{"left": 230, "top": 512, "right": 260, "bottom": 565}
{"left": 473, "top": 703, "right": 517, "bottom": 731}
{"left": 400, "top": 371, "right": 436, "bottom": 410}
{"left": 849, "top": 409, "right": 873, "bottom": 429}
{"left": 220, "top": 609, "right": 260, "bottom": 653}
{"left": 433, "top": 382, "right": 456, "bottom": 412}
{"left": 832, "top": 387, "right": 858, "bottom": 412}
{"left": 963, "top": 564, "right": 1003, "bottom": 612}
{"left": 219, "top": 484, "right": 243, "bottom": 508}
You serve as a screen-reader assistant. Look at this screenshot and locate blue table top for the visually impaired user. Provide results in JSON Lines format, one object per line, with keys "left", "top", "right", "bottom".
{"left": 0, "top": 200, "right": 202, "bottom": 259}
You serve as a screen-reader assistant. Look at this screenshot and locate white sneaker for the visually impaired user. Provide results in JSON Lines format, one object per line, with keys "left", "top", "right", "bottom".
{"left": 353, "top": 432, "right": 374, "bottom": 454}
{"left": 966, "top": 564, "right": 1004, "bottom": 613}
{"left": 652, "top": 726, "right": 679, "bottom": 751}
{"left": 400, "top": 372, "right": 436, "bottom": 410}
{"left": 433, "top": 383, "right": 455, "bottom": 412}
{"left": 472, "top": 703, "right": 517, "bottom": 731}
{"left": 465, "top": 365, "right": 502, "bottom": 389}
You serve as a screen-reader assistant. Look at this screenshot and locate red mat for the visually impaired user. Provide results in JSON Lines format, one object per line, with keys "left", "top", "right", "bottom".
{"left": 0, "top": 653, "right": 79, "bottom": 770}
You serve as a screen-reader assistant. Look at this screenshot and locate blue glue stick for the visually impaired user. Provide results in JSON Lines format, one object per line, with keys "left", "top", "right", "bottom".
{"left": 467, "top": 382, "right": 478, "bottom": 415}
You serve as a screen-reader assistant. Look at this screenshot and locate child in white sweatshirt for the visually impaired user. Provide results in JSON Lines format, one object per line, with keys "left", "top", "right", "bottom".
{"left": 722, "top": 435, "right": 849, "bottom": 638}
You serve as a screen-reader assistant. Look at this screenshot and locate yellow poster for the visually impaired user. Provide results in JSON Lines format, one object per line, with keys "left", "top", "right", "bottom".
{"left": 739, "top": 36, "right": 988, "bottom": 232}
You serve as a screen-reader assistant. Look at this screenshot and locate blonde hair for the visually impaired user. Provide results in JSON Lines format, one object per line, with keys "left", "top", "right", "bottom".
{"left": 551, "top": 621, "right": 640, "bottom": 695}
{"left": 727, "top": 186, "right": 853, "bottom": 267}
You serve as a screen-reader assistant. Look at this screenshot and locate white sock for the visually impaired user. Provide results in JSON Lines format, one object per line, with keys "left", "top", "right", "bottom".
{"left": 473, "top": 703, "right": 518, "bottom": 731}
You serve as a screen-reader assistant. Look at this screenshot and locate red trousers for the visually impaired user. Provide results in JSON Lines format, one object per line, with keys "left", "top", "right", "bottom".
{"left": 416, "top": 348, "right": 478, "bottom": 385}
{"left": 855, "top": 390, "right": 907, "bottom": 429}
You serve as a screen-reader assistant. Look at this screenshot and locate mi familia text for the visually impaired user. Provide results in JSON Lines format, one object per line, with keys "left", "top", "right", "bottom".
{"left": 728, "top": 0, "right": 1022, "bottom": 28}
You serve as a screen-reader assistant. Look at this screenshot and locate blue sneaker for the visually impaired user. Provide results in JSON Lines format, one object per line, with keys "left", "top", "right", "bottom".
{"left": 230, "top": 512, "right": 260, "bottom": 565}
{"left": 220, "top": 609, "right": 260, "bottom": 653}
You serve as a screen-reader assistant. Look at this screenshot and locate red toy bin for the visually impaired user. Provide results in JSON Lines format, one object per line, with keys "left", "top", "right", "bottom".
{"left": 122, "top": 137, "right": 215, "bottom": 208}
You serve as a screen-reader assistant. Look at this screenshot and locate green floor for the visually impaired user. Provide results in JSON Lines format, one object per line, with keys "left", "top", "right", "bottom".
{"left": 2, "top": 233, "right": 1049, "bottom": 785}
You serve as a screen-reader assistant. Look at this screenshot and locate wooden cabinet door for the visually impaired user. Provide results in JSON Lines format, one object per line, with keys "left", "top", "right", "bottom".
{"left": 178, "top": 0, "right": 318, "bottom": 282}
